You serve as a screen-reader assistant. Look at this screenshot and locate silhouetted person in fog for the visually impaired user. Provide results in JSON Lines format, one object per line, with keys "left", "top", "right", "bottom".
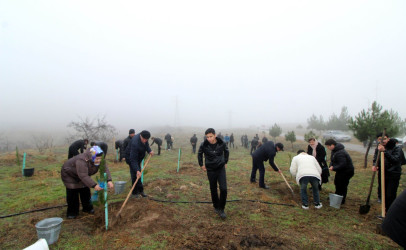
{"left": 190, "top": 134, "right": 198, "bottom": 154}
{"left": 68, "top": 139, "right": 89, "bottom": 159}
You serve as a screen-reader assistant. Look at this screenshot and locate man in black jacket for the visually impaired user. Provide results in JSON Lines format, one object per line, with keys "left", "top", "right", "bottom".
{"left": 325, "top": 139, "right": 354, "bottom": 204}
{"left": 250, "top": 141, "right": 283, "bottom": 189}
{"left": 164, "top": 133, "right": 172, "bottom": 150}
{"left": 150, "top": 137, "right": 162, "bottom": 155}
{"left": 250, "top": 137, "right": 259, "bottom": 155}
{"left": 115, "top": 140, "right": 124, "bottom": 162}
{"left": 190, "top": 134, "right": 198, "bottom": 154}
{"left": 198, "top": 128, "right": 229, "bottom": 219}
{"left": 129, "top": 130, "right": 154, "bottom": 197}
{"left": 372, "top": 133, "right": 404, "bottom": 211}
{"left": 68, "top": 139, "right": 89, "bottom": 159}
{"left": 123, "top": 129, "right": 135, "bottom": 161}
{"left": 229, "top": 133, "right": 234, "bottom": 149}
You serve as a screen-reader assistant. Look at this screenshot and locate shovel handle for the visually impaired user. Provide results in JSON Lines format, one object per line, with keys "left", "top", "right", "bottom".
{"left": 280, "top": 171, "right": 294, "bottom": 194}
{"left": 365, "top": 171, "right": 376, "bottom": 204}
{"left": 116, "top": 154, "right": 152, "bottom": 217}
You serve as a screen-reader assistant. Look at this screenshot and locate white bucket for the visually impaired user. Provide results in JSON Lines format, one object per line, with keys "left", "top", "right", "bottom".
{"left": 23, "top": 238, "right": 49, "bottom": 250}
{"left": 35, "top": 217, "right": 63, "bottom": 245}
{"left": 329, "top": 193, "right": 343, "bottom": 209}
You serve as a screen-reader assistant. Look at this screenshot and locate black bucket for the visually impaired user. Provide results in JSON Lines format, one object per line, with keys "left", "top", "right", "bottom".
{"left": 23, "top": 168, "right": 35, "bottom": 177}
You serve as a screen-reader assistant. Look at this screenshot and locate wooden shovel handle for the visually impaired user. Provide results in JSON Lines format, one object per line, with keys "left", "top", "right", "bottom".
{"left": 280, "top": 171, "right": 294, "bottom": 194}
{"left": 116, "top": 154, "right": 152, "bottom": 217}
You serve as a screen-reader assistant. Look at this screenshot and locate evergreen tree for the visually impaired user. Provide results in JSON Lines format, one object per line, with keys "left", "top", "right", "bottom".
{"left": 285, "top": 131, "right": 296, "bottom": 150}
{"left": 304, "top": 130, "right": 318, "bottom": 142}
{"left": 269, "top": 123, "right": 282, "bottom": 140}
{"left": 307, "top": 114, "right": 326, "bottom": 131}
{"left": 348, "top": 101, "right": 402, "bottom": 168}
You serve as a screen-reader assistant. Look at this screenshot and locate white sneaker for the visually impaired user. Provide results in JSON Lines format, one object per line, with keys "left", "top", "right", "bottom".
{"left": 302, "top": 205, "right": 309, "bottom": 210}
{"left": 315, "top": 203, "right": 323, "bottom": 209}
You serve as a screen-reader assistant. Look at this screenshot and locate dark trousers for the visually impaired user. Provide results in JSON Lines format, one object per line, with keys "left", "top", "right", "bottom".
{"left": 230, "top": 142, "right": 234, "bottom": 148}
{"left": 250, "top": 146, "right": 256, "bottom": 155}
{"left": 127, "top": 160, "right": 144, "bottom": 194}
{"left": 66, "top": 187, "right": 93, "bottom": 216}
{"left": 206, "top": 167, "right": 227, "bottom": 210}
{"left": 334, "top": 170, "right": 354, "bottom": 204}
{"left": 192, "top": 144, "right": 196, "bottom": 154}
{"left": 250, "top": 157, "right": 266, "bottom": 187}
{"left": 68, "top": 147, "right": 79, "bottom": 159}
{"left": 157, "top": 145, "right": 161, "bottom": 155}
{"left": 166, "top": 141, "right": 172, "bottom": 150}
{"left": 381, "top": 174, "right": 401, "bottom": 212}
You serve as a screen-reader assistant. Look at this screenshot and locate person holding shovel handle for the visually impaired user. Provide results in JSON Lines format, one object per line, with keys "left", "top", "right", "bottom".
{"left": 61, "top": 146, "right": 114, "bottom": 219}
{"left": 129, "top": 130, "right": 154, "bottom": 198}
{"left": 372, "top": 132, "right": 404, "bottom": 212}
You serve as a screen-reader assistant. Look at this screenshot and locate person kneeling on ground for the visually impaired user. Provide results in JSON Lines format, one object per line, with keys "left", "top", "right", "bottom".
{"left": 290, "top": 150, "right": 323, "bottom": 209}
{"left": 61, "top": 146, "right": 114, "bottom": 219}
{"left": 198, "top": 128, "right": 229, "bottom": 219}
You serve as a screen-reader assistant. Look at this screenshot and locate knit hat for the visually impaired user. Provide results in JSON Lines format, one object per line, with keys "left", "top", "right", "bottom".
{"left": 140, "top": 130, "right": 151, "bottom": 139}
{"left": 129, "top": 129, "right": 135, "bottom": 135}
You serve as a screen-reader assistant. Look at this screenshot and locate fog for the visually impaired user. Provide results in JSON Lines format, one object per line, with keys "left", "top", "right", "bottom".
{"left": 1, "top": 1, "right": 406, "bottom": 138}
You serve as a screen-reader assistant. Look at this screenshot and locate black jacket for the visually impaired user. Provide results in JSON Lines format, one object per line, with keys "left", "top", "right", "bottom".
{"left": 252, "top": 141, "right": 279, "bottom": 171}
{"left": 69, "top": 140, "right": 87, "bottom": 153}
{"left": 151, "top": 138, "right": 162, "bottom": 146}
{"left": 164, "top": 133, "right": 172, "bottom": 142}
{"left": 251, "top": 138, "right": 259, "bottom": 147}
{"left": 115, "top": 140, "right": 123, "bottom": 150}
{"left": 329, "top": 143, "right": 354, "bottom": 172}
{"left": 307, "top": 143, "right": 327, "bottom": 168}
{"left": 190, "top": 136, "right": 198, "bottom": 144}
{"left": 373, "top": 138, "right": 403, "bottom": 176}
{"left": 382, "top": 188, "right": 406, "bottom": 248}
{"left": 123, "top": 136, "right": 132, "bottom": 158}
{"left": 94, "top": 142, "right": 108, "bottom": 155}
{"left": 198, "top": 137, "right": 229, "bottom": 170}
{"left": 129, "top": 133, "right": 152, "bottom": 172}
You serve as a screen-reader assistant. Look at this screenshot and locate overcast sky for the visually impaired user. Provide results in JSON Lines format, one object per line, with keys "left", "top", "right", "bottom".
{"left": 1, "top": 0, "right": 405, "bottom": 133}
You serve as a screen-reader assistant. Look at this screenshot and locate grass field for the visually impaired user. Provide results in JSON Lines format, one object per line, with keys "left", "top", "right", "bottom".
{"left": 0, "top": 135, "right": 404, "bottom": 249}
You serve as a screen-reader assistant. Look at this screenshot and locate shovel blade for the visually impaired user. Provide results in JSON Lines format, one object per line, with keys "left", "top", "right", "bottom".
{"left": 359, "top": 204, "right": 371, "bottom": 214}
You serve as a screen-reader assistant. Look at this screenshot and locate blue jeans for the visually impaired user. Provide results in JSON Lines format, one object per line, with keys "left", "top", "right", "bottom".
{"left": 299, "top": 176, "right": 320, "bottom": 205}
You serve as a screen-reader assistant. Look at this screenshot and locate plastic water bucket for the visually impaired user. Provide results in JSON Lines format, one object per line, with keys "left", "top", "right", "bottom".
{"left": 115, "top": 181, "right": 127, "bottom": 194}
{"left": 329, "top": 193, "right": 343, "bottom": 209}
{"left": 24, "top": 168, "right": 35, "bottom": 177}
{"left": 23, "top": 238, "right": 49, "bottom": 250}
{"left": 35, "top": 217, "right": 63, "bottom": 245}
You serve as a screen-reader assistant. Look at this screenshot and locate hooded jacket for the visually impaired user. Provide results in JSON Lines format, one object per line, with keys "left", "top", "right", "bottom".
{"left": 252, "top": 141, "right": 279, "bottom": 171}
{"left": 329, "top": 143, "right": 354, "bottom": 172}
{"left": 198, "top": 137, "right": 229, "bottom": 170}
{"left": 61, "top": 148, "right": 112, "bottom": 189}
{"left": 373, "top": 138, "right": 403, "bottom": 176}
{"left": 290, "top": 152, "right": 322, "bottom": 184}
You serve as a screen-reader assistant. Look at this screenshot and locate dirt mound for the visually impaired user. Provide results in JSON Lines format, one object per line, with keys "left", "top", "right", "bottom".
{"left": 106, "top": 199, "right": 181, "bottom": 235}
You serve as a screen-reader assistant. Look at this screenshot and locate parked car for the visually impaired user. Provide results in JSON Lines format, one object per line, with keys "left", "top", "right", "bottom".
{"left": 322, "top": 131, "right": 352, "bottom": 142}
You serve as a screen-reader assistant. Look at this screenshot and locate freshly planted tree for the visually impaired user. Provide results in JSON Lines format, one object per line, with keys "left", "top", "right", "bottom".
{"left": 269, "top": 123, "right": 282, "bottom": 140}
{"left": 285, "top": 131, "right": 296, "bottom": 150}
{"left": 348, "top": 101, "right": 403, "bottom": 168}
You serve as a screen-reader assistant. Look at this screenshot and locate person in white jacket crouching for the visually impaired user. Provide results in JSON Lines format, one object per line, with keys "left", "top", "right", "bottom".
{"left": 290, "top": 150, "right": 323, "bottom": 209}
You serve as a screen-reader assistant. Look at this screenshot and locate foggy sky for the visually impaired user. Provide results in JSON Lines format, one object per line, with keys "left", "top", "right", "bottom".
{"left": 1, "top": 0, "right": 406, "bottom": 133}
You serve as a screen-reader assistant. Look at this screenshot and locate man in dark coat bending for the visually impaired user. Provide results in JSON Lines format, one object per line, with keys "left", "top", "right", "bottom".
{"left": 68, "top": 139, "right": 89, "bottom": 159}
{"left": 250, "top": 141, "right": 284, "bottom": 189}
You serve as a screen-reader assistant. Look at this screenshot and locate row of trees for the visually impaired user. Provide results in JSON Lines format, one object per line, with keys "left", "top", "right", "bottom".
{"left": 269, "top": 101, "right": 405, "bottom": 168}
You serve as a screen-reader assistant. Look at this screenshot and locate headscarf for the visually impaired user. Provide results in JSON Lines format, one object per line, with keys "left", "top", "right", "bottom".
{"left": 90, "top": 146, "right": 104, "bottom": 165}
{"left": 310, "top": 140, "right": 318, "bottom": 157}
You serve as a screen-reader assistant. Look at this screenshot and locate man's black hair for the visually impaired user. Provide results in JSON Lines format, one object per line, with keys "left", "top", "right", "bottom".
{"left": 324, "top": 139, "right": 337, "bottom": 146}
{"left": 140, "top": 130, "right": 151, "bottom": 139}
{"left": 205, "top": 128, "right": 216, "bottom": 135}
{"left": 297, "top": 150, "right": 305, "bottom": 155}
{"left": 376, "top": 132, "right": 390, "bottom": 138}
{"left": 90, "top": 142, "right": 96, "bottom": 146}
{"left": 275, "top": 142, "right": 284, "bottom": 151}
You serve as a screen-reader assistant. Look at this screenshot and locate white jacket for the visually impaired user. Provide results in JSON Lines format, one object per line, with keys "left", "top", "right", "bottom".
{"left": 290, "top": 152, "right": 322, "bottom": 184}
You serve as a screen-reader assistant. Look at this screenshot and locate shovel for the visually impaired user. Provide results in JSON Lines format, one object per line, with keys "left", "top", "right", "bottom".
{"left": 116, "top": 154, "right": 151, "bottom": 218}
{"left": 359, "top": 171, "right": 376, "bottom": 214}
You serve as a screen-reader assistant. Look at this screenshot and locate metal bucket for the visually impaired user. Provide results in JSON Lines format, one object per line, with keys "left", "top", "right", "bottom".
{"left": 114, "top": 181, "right": 127, "bottom": 194}
{"left": 329, "top": 193, "right": 343, "bottom": 209}
{"left": 35, "top": 217, "right": 63, "bottom": 245}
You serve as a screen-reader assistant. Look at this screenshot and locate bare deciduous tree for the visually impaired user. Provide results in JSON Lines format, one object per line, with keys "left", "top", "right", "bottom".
{"left": 67, "top": 115, "right": 117, "bottom": 143}
{"left": 32, "top": 135, "right": 54, "bottom": 153}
